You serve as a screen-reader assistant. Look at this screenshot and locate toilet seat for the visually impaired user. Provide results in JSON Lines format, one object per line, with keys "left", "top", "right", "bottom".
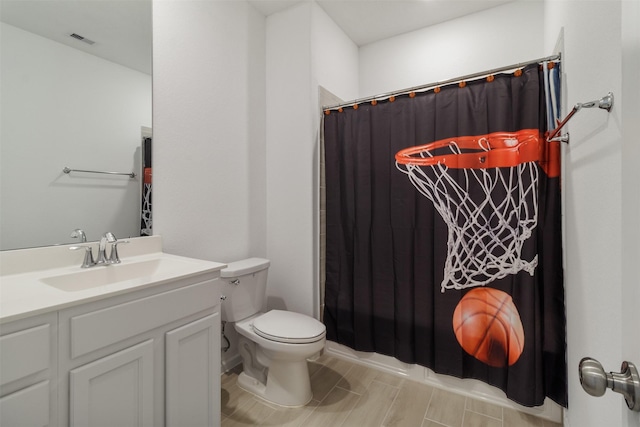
{"left": 252, "top": 310, "right": 326, "bottom": 344}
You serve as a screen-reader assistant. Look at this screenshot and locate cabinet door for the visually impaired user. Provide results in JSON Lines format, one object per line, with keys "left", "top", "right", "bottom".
{"left": 166, "top": 312, "right": 220, "bottom": 427}
{"left": 0, "top": 313, "right": 57, "bottom": 427}
{"left": 69, "top": 340, "right": 154, "bottom": 427}
{"left": 0, "top": 380, "right": 49, "bottom": 427}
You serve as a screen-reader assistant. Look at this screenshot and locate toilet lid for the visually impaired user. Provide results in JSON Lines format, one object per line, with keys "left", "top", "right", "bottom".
{"left": 252, "top": 310, "right": 326, "bottom": 344}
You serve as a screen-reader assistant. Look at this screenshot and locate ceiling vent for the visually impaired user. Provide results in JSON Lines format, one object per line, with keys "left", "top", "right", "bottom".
{"left": 69, "top": 33, "right": 95, "bottom": 45}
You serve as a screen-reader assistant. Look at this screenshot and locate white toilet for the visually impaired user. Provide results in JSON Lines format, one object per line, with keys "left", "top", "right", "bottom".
{"left": 220, "top": 258, "right": 326, "bottom": 407}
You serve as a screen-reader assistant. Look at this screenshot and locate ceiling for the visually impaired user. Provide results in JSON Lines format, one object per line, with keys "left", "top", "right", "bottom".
{"left": 1, "top": 0, "right": 514, "bottom": 75}
{"left": 249, "top": 0, "right": 515, "bottom": 46}
{"left": 1, "top": 0, "right": 153, "bottom": 75}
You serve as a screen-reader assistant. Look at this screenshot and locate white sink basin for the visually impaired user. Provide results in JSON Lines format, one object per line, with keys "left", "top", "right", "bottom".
{"left": 0, "top": 236, "right": 227, "bottom": 323}
{"left": 41, "top": 258, "right": 196, "bottom": 292}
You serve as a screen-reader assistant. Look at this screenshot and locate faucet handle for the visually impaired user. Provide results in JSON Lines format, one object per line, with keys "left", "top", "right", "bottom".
{"left": 70, "top": 245, "right": 95, "bottom": 268}
{"left": 70, "top": 229, "right": 87, "bottom": 243}
{"left": 97, "top": 232, "right": 117, "bottom": 264}
{"left": 109, "top": 240, "right": 130, "bottom": 264}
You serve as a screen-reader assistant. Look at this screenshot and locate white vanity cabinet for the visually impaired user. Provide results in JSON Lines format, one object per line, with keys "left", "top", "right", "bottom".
{"left": 0, "top": 312, "right": 58, "bottom": 427}
{"left": 0, "top": 237, "right": 224, "bottom": 426}
{"left": 58, "top": 274, "right": 222, "bottom": 427}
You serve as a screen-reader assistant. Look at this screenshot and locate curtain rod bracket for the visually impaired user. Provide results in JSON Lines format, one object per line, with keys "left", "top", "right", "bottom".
{"left": 547, "top": 92, "right": 614, "bottom": 141}
{"left": 575, "top": 91, "right": 614, "bottom": 112}
{"left": 548, "top": 133, "right": 570, "bottom": 144}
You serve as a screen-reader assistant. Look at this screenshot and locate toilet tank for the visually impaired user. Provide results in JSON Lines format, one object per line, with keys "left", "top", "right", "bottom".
{"left": 220, "top": 258, "right": 270, "bottom": 322}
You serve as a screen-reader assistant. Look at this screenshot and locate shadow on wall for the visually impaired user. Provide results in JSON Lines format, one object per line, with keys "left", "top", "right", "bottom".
{"left": 266, "top": 296, "right": 288, "bottom": 311}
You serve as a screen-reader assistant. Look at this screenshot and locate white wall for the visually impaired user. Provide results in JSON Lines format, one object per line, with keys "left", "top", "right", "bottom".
{"left": 265, "top": 3, "right": 314, "bottom": 315}
{"left": 265, "top": 2, "right": 358, "bottom": 317}
{"left": 152, "top": 0, "right": 266, "bottom": 369}
{"left": 620, "top": 3, "right": 640, "bottom": 427}
{"left": 359, "top": 1, "right": 545, "bottom": 97}
{"left": 0, "top": 22, "right": 151, "bottom": 249}
{"left": 312, "top": 4, "right": 359, "bottom": 103}
{"left": 544, "top": 1, "right": 638, "bottom": 426}
{"left": 152, "top": 0, "right": 266, "bottom": 263}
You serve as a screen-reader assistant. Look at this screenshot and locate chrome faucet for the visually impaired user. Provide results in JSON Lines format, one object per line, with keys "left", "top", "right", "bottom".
{"left": 70, "top": 232, "right": 123, "bottom": 268}
{"left": 97, "top": 232, "right": 117, "bottom": 264}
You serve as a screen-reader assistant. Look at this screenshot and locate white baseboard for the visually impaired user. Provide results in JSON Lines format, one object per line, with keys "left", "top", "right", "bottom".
{"left": 221, "top": 352, "right": 242, "bottom": 374}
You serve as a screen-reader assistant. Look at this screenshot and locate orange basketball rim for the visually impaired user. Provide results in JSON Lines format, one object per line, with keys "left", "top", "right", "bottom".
{"left": 394, "top": 129, "right": 560, "bottom": 178}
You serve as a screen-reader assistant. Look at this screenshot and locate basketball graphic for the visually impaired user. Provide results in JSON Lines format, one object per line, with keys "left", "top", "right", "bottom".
{"left": 394, "top": 129, "right": 550, "bottom": 292}
{"left": 452, "top": 287, "right": 525, "bottom": 367}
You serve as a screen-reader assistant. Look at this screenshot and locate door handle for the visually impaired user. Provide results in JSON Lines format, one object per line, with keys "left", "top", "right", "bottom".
{"left": 579, "top": 357, "right": 640, "bottom": 411}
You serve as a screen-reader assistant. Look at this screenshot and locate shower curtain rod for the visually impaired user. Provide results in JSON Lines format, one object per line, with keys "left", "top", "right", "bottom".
{"left": 322, "top": 54, "right": 561, "bottom": 111}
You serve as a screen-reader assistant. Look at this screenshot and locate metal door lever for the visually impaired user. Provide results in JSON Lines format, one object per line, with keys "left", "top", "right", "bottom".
{"left": 579, "top": 357, "right": 640, "bottom": 411}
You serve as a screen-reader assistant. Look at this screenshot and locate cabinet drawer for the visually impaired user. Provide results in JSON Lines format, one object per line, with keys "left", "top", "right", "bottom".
{"left": 70, "top": 279, "right": 218, "bottom": 358}
{"left": 0, "top": 324, "right": 50, "bottom": 386}
{"left": 0, "top": 380, "right": 49, "bottom": 427}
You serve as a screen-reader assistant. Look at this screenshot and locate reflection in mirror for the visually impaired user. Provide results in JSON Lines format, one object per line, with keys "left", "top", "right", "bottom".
{"left": 0, "top": 0, "right": 152, "bottom": 250}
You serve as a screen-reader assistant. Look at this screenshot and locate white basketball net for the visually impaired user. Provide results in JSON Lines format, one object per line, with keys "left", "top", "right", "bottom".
{"left": 396, "top": 138, "right": 539, "bottom": 292}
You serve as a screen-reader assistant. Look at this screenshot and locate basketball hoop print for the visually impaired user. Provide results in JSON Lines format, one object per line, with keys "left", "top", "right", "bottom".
{"left": 396, "top": 129, "right": 558, "bottom": 293}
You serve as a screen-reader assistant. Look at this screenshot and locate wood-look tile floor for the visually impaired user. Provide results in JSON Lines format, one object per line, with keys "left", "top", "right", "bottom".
{"left": 221, "top": 353, "right": 563, "bottom": 427}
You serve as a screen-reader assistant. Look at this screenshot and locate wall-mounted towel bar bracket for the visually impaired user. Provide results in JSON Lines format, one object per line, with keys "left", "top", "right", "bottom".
{"left": 547, "top": 92, "right": 614, "bottom": 142}
{"left": 63, "top": 167, "right": 136, "bottom": 178}
{"left": 548, "top": 133, "right": 570, "bottom": 143}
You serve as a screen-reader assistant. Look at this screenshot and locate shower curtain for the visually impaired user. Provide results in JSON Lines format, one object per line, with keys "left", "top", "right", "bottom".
{"left": 323, "top": 63, "right": 567, "bottom": 408}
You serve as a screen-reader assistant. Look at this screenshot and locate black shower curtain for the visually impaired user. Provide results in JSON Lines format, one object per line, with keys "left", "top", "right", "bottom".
{"left": 323, "top": 63, "right": 567, "bottom": 408}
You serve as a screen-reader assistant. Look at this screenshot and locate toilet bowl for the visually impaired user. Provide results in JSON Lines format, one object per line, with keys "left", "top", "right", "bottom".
{"left": 220, "top": 258, "right": 326, "bottom": 407}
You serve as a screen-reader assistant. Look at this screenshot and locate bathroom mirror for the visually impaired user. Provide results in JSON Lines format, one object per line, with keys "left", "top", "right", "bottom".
{"left": 0, "top": 0, "right": 152, "bottom": 250}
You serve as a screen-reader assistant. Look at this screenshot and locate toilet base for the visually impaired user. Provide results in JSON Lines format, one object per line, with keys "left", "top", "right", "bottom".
{"left": 237, "top": 358, "right": 313, "bottom": 407}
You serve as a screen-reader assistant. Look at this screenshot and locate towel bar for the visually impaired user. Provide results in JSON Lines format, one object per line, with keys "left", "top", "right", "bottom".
{"left": 63, "top": 167, "right": 136, "bottom": 178}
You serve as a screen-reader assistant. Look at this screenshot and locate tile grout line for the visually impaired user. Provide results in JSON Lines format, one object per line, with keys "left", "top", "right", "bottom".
{"left": 338, "top": 361, "right": 365, "bottom": 427}
{"left": 460, "top": 397, "right": 467, "bottom": 427}
{"left": 314, "top": 362, "right": 362, "bottom": 427}
{"left": 370, "top": 378, "right": 403, "bottom": 389}
{"left": 463, "top": 406, "right": 504, "bottom": 422}
{"left": 337, "top": 390, "right": 364, "bottom": 427}
{"left": 463, "top": 393, "right": 507, "bottom": 424}
{"left": 378, "top": 382, "right": 402, "bottom": 427}
{"left": 291, "top": 400, "right": 316, "bottom": 427}
{"left": 220, "top": 375, "right": 239, "bottom": 420}
{"left": 421, "top": 381, "right": 436, "bottom": 425}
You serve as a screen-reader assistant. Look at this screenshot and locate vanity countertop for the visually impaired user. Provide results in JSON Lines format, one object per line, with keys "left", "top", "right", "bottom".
{"left": 0, "top": 236, "right": 226, "bottom": 324}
